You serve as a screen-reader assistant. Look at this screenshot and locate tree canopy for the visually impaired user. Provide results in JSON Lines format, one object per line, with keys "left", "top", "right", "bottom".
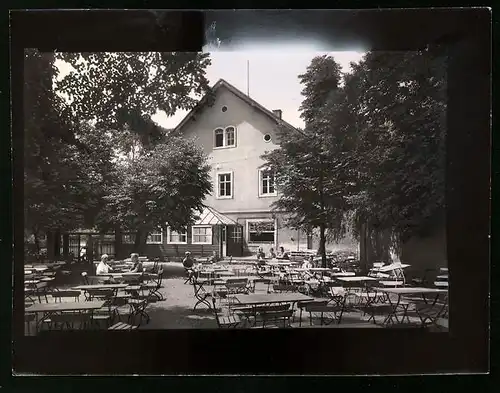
{"left": 263, "top": 49, "right": 447, "bottom": 267}
{"left": 54, "top": 52, "right": 211, "bottom": 129}
{"left": 263, "top": 55, "right": 352, "bottom": 267}
{"left": 100, "top": 136, "right": 212, "bottom": 252}
{"left": 24, "top": 49, "right": 213, "bottom": 257}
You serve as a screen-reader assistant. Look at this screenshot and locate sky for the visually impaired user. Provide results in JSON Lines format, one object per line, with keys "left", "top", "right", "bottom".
{"left": 152, "top": 50, "right": 365, "bottom": 129}
{"left": 55, "top": 50, "right": 365, "bottom": 130}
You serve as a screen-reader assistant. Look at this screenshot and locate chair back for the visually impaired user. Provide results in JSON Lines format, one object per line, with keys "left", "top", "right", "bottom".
{"left": 155, "top": 268, "right": 164, "bottom": 287}
{"left": 258, "top": 309, "right": 294, "bottom": 328}
{"left": 81, "top": 272, "right": 89, "bottom": 285}
{"left": 225, "top": 280, "right": 249, "bottom": 294}
{"left": 51, "top": 289, "right": 81, "bottom": 302}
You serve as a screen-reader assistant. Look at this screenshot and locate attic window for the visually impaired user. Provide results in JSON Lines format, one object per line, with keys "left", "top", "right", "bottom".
{"left": 221, "top": 106, "right": 228, "bottom": 112}
{"left": 214, "top": 126, "right": 236, "bottom": 148}
{"left": 263, "top": 134, "right": 272, "bottom": 143}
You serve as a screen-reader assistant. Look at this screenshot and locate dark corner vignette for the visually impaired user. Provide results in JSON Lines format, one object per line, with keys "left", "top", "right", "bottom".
{"left": 10, "top": 8, "right": 490, "bottom": 379}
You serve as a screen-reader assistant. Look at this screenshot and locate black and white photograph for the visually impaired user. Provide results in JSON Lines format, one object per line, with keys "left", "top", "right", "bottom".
{"left": 11, "top": 9, "right": 490, "bottom": 375}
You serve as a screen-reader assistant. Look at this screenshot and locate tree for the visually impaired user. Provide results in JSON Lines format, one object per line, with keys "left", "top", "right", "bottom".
{"left": 263, "top": 56, "right": 354, "bottom": 268}
{"left": 24, "top": 49, "right": 213, "bottom": 260}
{"left": 339, "top": 50, "right": 447, "bottom": 264}
{"left": 54, "top": 52, "right": 211, "bottom": 129}
{"left": 101, "top": 136, "right": 212, "bottom": 254}
{"left": 24, "top": 48, "right": 85, "bottom": 254}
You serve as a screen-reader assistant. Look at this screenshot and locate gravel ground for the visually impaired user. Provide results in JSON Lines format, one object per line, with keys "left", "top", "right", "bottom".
{"left": 26, "top": 262, "right": 448, "bottom": 331}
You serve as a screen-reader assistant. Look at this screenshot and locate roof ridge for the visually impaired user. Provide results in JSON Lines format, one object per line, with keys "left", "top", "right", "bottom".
{"left": 173, "top": 78, "right": 303, "bottom": 135}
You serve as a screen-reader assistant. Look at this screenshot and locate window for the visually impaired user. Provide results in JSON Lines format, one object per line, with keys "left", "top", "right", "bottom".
{"left": 122, "top": 233, "right": 136, "bottom": 244}
{"left": 214, "top": 126, "right": 236, "bottom": 148}
{"left": 146, "top": 229, "right": 163, "bottom": 244}
{"left": 221, "top": 105, "right": 228, "bottom": 112}
{"left": 217, "top": 171, "right": 233, "bottom": 199}
{"left": 263, "top": 134, "right": 272, "bottom": 143}
{"left": 259, "top": 168, "right": 277, "bottom": 197}
{"left": 214, "top": 128, "right": 224, "bottom": 147}
{"left": 225, "top": 126, "right": 235, "bottom": 146}
{"left": 166, "top": 228, "right": 187, "bottom": 244}
{"left": 248, "top": 220, "right": 276, "bottom": 243}
{"left": 192, "top": 226, "right": 212, "bottom": 244}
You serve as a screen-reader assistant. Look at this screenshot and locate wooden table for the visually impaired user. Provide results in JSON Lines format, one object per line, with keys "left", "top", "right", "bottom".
{"left": 376, "top": 287, "right": 448, "bottom": 326}
{"left": 26, "top": 300, "right": 107, "bottom": 332}
{"left": 72, "top": 284, "right": 130, "bottom": 290}
{"left": 234, "top": 293, "right": 313, "bottom": 306}
{"left": 26, "top": 300, "right": 106, "bottom": 313}
{"left": 330, "top": 272, "right": 356, "bottom": 277}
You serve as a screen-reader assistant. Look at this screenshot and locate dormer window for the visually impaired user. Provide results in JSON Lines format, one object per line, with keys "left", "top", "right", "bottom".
{"left": 214, "top": 126, "right": 236, "bottom": 148}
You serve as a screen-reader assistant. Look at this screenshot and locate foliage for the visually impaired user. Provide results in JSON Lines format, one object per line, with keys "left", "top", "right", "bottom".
{"left": 101, "top": 136, "right": 212, "bottom": 243}
{"left": 263, "top": 56, "right": 352, "bottom": 266}
{"left": 24, "top": 48, "right": 84, "bottom": 236}
{"left": 54, "top": 52, "right": 211, "bottom": 130}
{"left": 24, "top": 49, "right": 214, "bottom": 252}
{"left": 341, "top": 50, "right": 447, "bottom": 246}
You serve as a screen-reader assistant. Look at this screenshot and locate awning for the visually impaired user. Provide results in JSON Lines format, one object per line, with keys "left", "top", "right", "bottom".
{"left": 194, "top": 206, "right": 238, "bottom": 226}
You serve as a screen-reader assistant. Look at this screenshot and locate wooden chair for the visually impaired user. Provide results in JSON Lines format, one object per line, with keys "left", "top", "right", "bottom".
{"left": 127, "top": 298, "right": 150, "bottom": 326}
{"left": 49, "top": 312, "right": 92, "bottom": 330}
{"left": 212, "top": 298, "right": 242, "bottom": 328}
{"left": 304, "top": 302, "right": 344, "bottom": 326}
{"left": 141, "top": 267, "right": 164, "bottom": 301}
{"left": 256, "top": 306, "right": 294, "bottom": 329}
{"left": 108, "top": 322, "right": 137, "bottom": 330}
{"left": 50, "top": 289, "right": 81, "bottom": 303}
{"left": 295, "top": 299, "right": 328, "bottom": 327}
{"left": 191, "top": 279, "right": 214, "bottom": 310}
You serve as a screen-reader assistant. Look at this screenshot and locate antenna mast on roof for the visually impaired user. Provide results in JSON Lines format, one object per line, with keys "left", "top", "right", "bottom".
{"left": 247, "top": 59, "right": 250, "bottom": 97}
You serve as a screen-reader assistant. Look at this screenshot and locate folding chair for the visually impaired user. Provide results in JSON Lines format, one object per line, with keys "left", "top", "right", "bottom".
{"left": 49, "top": 312, "right": 92, "bottom": 330}
{"left": 254, "top": 305, "right": 294, "bottom": 329}
{"left": 304, "top": 302, "right": 343, "bottom": 326}
{"left": 142, "top": 267, "right": 165, "bottom": 301}
{"left": 191, "top": 279, "right": 213, "bottom": 310}
{"left": 295, "top": 299, "right": 328, "bottom": 327}
{"left": 212, "top": 298, "right": 242, "bottom": 328}
{"left": 127, "top": 298, "right": 150, "bottom": 326}
{"left": 50, "top": 289, "right": 81, "bottom": 303}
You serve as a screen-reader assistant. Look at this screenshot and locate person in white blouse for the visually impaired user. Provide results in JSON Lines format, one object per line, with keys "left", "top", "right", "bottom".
{"left": 96, "top": 254, "right": 113, "bottom": 275}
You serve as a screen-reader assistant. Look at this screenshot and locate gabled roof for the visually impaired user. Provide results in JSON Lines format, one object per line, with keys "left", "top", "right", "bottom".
{"left": 172, "top": 78, "right": 303, "bottom": 135}
{"left": 194, "top": 206, "right": 237, "bottom": 226}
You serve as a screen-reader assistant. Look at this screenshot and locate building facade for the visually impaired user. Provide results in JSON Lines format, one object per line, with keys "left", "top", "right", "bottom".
{"left": 148, "top": 79, "right": 313, "bottom": 258}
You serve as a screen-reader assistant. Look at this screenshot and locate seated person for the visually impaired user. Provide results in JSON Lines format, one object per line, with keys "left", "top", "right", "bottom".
{"left": 256, "top": 247, "right": 265, "bottom": 260}
{"left": 183, "top": 251, "right": 195, "bottom": 269}
{"left": 129, "top": 253, "right": 144, "bottom": 273}
{"left": 96, "top": 254, "right": 113, "bottom": 275}
{"left": 206, "top": 250, "right": 219, "bottom": 264}
{"left": 268, "top": 247, "right": 277, "bottom": 259}
{"left": 302, "top": 255, "right": 314, "bottom": 270}
{"left": 276, "top": 246, "right": 290, "bottom": 260}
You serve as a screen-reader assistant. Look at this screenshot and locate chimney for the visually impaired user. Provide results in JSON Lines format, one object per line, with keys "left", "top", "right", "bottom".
{"left": 272, "top": 109, "right": 282, "bottom": 119}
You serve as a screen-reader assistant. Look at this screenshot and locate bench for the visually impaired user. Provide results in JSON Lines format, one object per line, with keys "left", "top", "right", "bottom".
{"left": 108, "top": 322, "right": 137, "bottom": 330}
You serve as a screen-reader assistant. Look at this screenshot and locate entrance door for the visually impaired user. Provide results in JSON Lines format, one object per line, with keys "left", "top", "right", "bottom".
{"left": 226, "top": 225, "right": 243, "bottom": 257}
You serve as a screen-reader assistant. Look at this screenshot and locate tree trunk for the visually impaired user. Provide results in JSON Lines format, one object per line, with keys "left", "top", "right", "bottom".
{"left": 114, "top": 226, "right": 123, "bottom": 260}
{"left": 86, "top": 234, "right": 94, "bottom": 272}
{"left": 319, "top": 224, "right": 327, "bottom": 268}
{"left": 133, "top": 229, "right": 147, "bottom": 255}
{"left": 54, "top": 229, "right": 61, "bottom": 258}
{"left": 46, "top": 230, "right": 54, "bottom": 260}
{"left": 359, "top": 222, "right": 368, "bottom": 273}
{"left": 33, "top": 228, "right": 41, "bottom": 254}
{"left": 62, "top": 234, "right": 69, "bottom": 260}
